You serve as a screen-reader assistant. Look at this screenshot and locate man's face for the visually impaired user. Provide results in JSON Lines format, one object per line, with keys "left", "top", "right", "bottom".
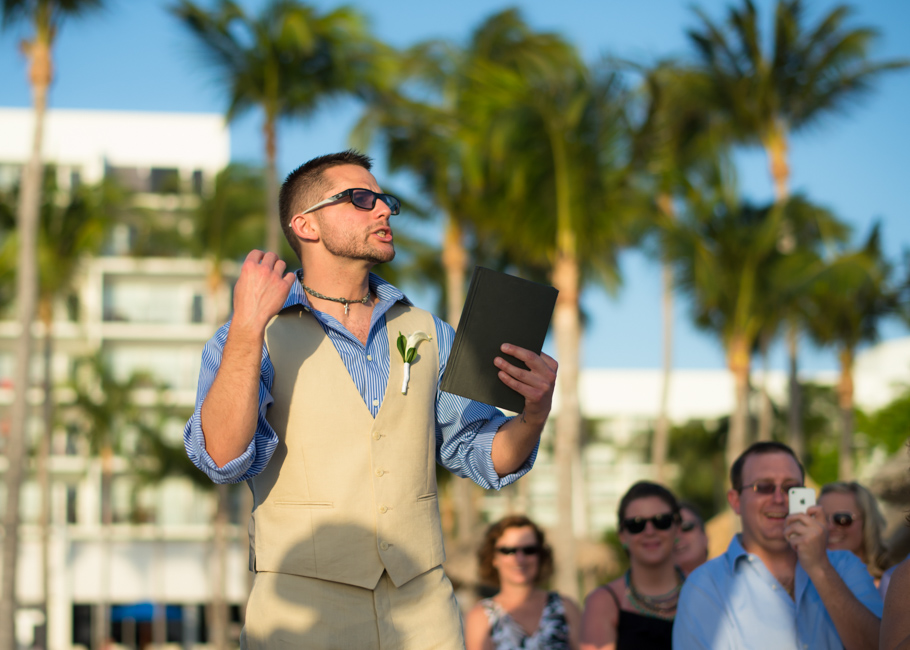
{"left": 728, "top": 451, "right": 803, "bottom": 555}
{"left": 310, "top": 164, "right": 396, "bottom": 265}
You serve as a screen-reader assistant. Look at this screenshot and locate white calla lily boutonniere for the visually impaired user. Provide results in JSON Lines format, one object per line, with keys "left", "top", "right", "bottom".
{"left": 397, "top": 330, "right": 432, "bottom": 394}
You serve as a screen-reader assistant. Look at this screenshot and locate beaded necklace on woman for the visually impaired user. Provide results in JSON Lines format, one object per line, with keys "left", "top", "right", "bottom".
{"left": 624, "top": 566, "right": 685, "bottom": 620}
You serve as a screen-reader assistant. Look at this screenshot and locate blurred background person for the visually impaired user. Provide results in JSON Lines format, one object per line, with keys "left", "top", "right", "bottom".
{"left": 581, "top": 482, "right": 683, "bottom": 650}
{"left": 674, "top": 501, "right": 709, "bottom": 576}
{"left": 819, "top": 481, "right": 891, "bottom": 585}
{"left": 465, "top": 515, "right": 581, "bottom": 650}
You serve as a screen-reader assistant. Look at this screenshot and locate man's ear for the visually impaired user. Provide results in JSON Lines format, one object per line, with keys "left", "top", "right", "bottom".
{"left": 291, "top": 212, "right": 319, "bottom": 242}
{"left": 727, "top": 488, "right": 742, "bottom": 515}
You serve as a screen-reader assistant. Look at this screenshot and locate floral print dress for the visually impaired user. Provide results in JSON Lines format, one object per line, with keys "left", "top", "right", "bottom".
{"left": 480, "top": 591, "right": 571, "bottom": 650}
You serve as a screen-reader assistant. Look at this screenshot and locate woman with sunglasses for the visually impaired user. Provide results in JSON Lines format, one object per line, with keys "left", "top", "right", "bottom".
{"left": 465, "top": 515, "right": 581, "bottom": 650}
{"left": 819, "top": 481, "right": 891, "bottom": 584}
{"left": 581, "top": 481, "right": 682, "bottom": 650}
{"left": 673, "top": 502, "right": 709, "bottom": 576}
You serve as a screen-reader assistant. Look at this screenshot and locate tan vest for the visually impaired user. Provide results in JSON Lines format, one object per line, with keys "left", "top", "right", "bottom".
{"left": 249, "top": 303, "right": 445, "bottom": 589}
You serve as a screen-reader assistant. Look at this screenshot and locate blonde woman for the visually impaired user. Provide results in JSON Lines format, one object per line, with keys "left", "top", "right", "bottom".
{"left": 819, "top": 481, "right": 890, "bottom": 582}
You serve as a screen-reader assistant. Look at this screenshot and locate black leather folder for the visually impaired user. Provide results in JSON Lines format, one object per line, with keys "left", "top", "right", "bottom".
{"left": 440, "top": 266, "right": 558, "bottom": 412}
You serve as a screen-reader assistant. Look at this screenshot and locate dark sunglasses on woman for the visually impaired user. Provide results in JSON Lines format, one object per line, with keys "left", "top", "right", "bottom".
{"left": 495, "top": 545, "right": 541, "bottom": 556}
{"left": 622, "top": 513, "right": 677, "bottom": 534}
{"left": 829, "top": 512, "right": 857, "bottom": 527}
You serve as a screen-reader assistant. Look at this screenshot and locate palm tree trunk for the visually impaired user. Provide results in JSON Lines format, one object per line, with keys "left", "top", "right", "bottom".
{"left": 764, "top": 123, "right": 796, "bottom": 254}
{"left": 786, "top": 324, "right": 804, "bottom": 458}
{"left": 94, "top": 448, "right": 114, "bottom": 650}
{"left": 652, "top": 193, "right": 675, "bottom": 481}
{"left": 764, "top": 125, "right": 790, "bottom": 204}
{"left": 1, "top": 35, "right": 50, "bottom": 650}
{"left": 442, "top": 216, "right": 478, "bottom": 548}
{"left": 210, "top": 484, "right": 230, "bottom": 650}
{"left": 39, "top": 306, "right": 55, "bottom": 649}
{"left": 837, "top": 347, "right": 855, "bottom": 480}
{"left": 263, "top": 115, "right": 280, "bottom": 254}
{"left": 727, "top": 334, "right": 752, "bottom": 472}
{"left": 757, "top": 333, "right": 773, "bottom": 442}
{"left": 549, "top": 130, "right": 582, "bottom": 600}
{"left": 552, "top": 251, "right": 581, "bottom": 599}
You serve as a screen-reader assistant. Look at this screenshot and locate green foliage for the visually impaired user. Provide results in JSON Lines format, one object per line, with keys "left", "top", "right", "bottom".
{"left": 796, "top": 383, "right": 842, "bottom": 485}
{"left": 668, "top": 419, "right": 728, "bottom": 520}
{"left": 688, "top": 0, "right": 908, "bottom": 144}
{"left": 170, "top": 1, "right": 382, "bottom": 122}
{"left": 190, "top": 162, "right": 267, "bottom": 263}
{"left": 857, "top": 385, "right": 910, "bottom": 456}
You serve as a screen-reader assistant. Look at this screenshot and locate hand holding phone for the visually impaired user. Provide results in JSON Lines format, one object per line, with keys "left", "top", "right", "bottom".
{"left": 788, "top": 487, "right": 816, "bottom": 515}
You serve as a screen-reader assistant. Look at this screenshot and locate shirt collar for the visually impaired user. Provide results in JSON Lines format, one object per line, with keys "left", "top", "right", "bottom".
{"left": 285, "top": 270, "right": 413, "bottom": 310}
{"left": 725, "top": 533, "right": 751, "bottom": 570}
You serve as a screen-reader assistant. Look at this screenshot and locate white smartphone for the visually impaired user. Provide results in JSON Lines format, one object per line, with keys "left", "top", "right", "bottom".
{"left": 788, "top": 487, "right": 816, "bottom": 515}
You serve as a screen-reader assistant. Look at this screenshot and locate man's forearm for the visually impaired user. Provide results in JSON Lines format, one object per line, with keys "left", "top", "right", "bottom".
{"left": 490, "top": 411, "right": 545, "bottom": 477}
{"left": 201, "top": 325, "right": 265, "bottom": 467}
{"left": 810, "top": 562, "right": 880, "bottom": 650}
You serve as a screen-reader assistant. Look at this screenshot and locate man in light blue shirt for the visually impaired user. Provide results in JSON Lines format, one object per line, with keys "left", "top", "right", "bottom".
{"left": 185, "top": 151, "right": 558, "bottom": 649}
{"left": 673, "top": 442, "right": 882, "bottom": 650}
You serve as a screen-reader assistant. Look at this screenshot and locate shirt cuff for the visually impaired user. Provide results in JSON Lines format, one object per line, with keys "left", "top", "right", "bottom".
{"left": 471, "top": 416, "right": 540, "bottom": 490}
{"left": 184, "top": 410, "right": 256, "bottom": 484}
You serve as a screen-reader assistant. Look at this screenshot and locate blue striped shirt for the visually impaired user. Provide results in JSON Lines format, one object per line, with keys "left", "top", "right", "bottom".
{"left": 183, "top": 272, "right": 537, "bottom": 489}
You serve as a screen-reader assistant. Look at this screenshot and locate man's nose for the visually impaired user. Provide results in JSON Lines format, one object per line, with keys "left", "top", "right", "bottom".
{"left": 372, "top": 199, "right": 392, "bottom": 218}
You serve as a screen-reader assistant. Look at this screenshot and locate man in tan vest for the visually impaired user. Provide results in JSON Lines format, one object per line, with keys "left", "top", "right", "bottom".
{"left": 184, "top": 151, "right": 558, "bottom": 649}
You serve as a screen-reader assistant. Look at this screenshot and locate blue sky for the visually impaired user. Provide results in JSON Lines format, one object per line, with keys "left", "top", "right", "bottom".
{"left": 1, "top": 0, "right": 908, "bottom": 371}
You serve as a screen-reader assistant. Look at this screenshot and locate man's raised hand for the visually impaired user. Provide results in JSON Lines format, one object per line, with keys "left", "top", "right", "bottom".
{"left": 494, "top": 344, "right": 558, "bottom": 424}
{"left": 231, "top": 250, "right": 297, "bottom": 332}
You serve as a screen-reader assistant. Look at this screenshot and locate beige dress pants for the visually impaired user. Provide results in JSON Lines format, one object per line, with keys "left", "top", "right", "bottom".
{"left": 240, "top": 566, "right": 465, "bottom": 649}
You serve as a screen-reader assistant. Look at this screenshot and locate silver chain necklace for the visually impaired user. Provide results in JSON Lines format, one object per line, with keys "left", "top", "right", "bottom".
{"left": 300, "top": 280, "right": 370, "bottom": 315}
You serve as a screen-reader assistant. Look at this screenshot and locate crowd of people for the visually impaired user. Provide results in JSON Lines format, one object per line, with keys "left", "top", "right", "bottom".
{"left": 185, "top": 150, "right": 908, "bottom": 649}
{"left": 467, "top": 441, "right": 910, "bottom": 650}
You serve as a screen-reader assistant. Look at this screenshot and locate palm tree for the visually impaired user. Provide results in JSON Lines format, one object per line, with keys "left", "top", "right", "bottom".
{"left": 352, "top": 10, "right": 569, "bottom": 555}
{"left": 0, "top": 171, "right": 112, "bottom": 645}
{"left": 688, "top": 0, "right": 908, "bottom": 452}
{"left": 0, "top": 2, "right": 103, "bottom": 647}
{"left": 802, "top": 224, "right": 900, "bottom": 480}
{"left": 190, "top": 163, "right": 267, "bottom": 320}
{"left": 629, "top": 62, "right": 730, "bottom": 479}
{"left": 171, "top": 0, "right": 382, "bottom": 253}
{"left": 69, "top": 353, "right": 158, "bottom": 650}
{"left": 689, "top": 0, "right": 907, "bottom": 203}
{"left": 465, "top": 20, "right": 643, "bottom": 596}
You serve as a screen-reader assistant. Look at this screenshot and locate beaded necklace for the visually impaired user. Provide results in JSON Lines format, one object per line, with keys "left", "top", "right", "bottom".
{"left": 624, "top": 567, "right": 685, "bottom": 620}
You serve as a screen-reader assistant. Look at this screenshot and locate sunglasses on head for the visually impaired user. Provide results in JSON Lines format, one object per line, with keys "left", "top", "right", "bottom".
{"left": 622, "top": 513, "right": 676, "bottom": 534}
{"left": 829, "top": 512, "right": 857, "bottom": 527}
{"left": 302, "top": 188, "right": 401, "bottom": 215}
{"left": 495, "top": 545, "right": 541, "bottom": 556}
{"left": 740, "top": 481, "right": 804, "bottom": 496}
{"left": 680, "top": 521, "right": 698, "bottom": 533}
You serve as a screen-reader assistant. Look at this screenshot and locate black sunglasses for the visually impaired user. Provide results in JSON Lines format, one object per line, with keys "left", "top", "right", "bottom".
{"left": 680, "top": 521, "right": 698, "bottom": 533}
{"left": 302, "top": 188, "right": 401, "bottom": 215}
{"left": 495, "top": 545, "right": 541, "bottom": 556}
{"left": 829, "top": 512, "right": 857, "bottom": 527}
{"left": 622, "top": 513, "right": 677, "bottom": 534}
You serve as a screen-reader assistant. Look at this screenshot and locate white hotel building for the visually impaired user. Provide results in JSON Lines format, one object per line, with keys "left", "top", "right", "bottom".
{"left": 1, "top": 108, "right": 908, "bottom": 650}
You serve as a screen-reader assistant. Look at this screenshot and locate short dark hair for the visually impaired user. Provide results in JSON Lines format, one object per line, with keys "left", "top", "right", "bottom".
{"left": 678, "top": 500, "right": 705, "bottom": 530}
{"left": 617, "top": 481, "right": 680, "bottom": 530}
{"left": 278, "top": 149, "right": 373, "bottom": 258}
{"left": 477, "top": 515, "right": 554, "bottom": 588}
{"left": 730, "top": 441, "right": 805, "bottom": 491}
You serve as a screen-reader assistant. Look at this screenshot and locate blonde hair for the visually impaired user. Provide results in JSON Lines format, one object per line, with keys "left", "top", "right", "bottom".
{"left": 820, "top": 481, "right": 890, "bottom": 578}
